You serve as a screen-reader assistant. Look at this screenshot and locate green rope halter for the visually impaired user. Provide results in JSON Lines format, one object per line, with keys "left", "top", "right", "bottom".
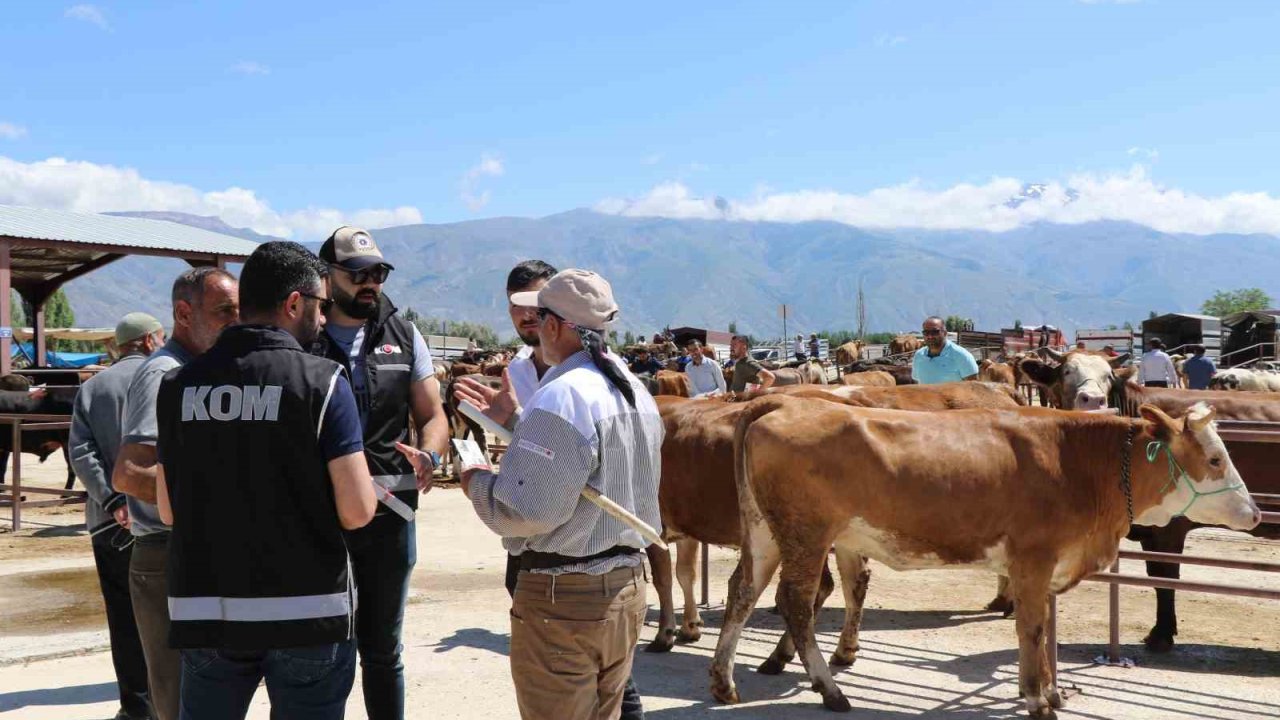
{"left": 1146, "top": 440, "right": 1244, "bottom": 518}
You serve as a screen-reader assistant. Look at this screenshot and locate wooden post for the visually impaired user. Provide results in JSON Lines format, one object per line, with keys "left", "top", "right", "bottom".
{"left": 700, "top": 541, "right": 710, "bottom": 606}
{"left": 1108, "top": 558, "right": 1121, "bottom": 663}
{"left": 10, "top": 421, "right": 21, "bottom": 531}
{"left": 0, "top": 240, "right": 10, "bottom": 377}
{"left": 33, "top": 301, "right": 46, "bottom": 367}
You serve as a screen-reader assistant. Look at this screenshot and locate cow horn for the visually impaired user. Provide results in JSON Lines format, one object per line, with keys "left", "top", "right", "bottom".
{"left": 1038, "top": 346, "right": 1065, "bottom": 363}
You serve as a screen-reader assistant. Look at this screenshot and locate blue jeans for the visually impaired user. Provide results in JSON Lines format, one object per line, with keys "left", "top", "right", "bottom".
{"left": 347, "top": 513, "right": 417, "bottom": 720}
{"left": 178, "top": 641, "right": 355, "bottom": 720}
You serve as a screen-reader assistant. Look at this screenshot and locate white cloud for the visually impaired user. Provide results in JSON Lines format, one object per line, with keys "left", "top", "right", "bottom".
{"left": 0, "top": 155, "right": 422, "bottom": 239}
{"left": 459, "top": 153, "right": 504, "bottom": 211}
{"left": 229, "top": 61, "right": 270, "bottom": 76}
{"left": 64, "top": 4, "right": 109, "bottom": 30}
{"left": 874, "top": 34, "right": 908, "bottom": 48}
{"left": 0, "top": 123, "right": 27, "bottom": 140}
{"left": 1127, "top": 146, "right": 1159, "bottom": 161}
{"left": 596, "top": 166, "right": 1280, "bottom": 236}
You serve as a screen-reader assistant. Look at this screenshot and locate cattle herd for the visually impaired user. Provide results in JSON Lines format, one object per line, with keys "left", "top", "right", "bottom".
{"left": 7, "top": 341, "right": 1276, "bottom": 719}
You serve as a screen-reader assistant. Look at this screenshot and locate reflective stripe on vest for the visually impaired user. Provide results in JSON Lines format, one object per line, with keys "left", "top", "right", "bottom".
{"left": 377, "top": 364, "right": 411, "bottom": 373}
{"left": 373, "top": 473, "right": 417, "bottom": 492}
{"left": 168, "top": 592, "right": 350, "bottom": 622}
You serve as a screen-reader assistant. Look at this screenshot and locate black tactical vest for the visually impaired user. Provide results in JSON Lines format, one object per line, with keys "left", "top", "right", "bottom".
{"left": 159, "top": 325, "right": 354, "bottom": 650}
{"left": 311, "top": 295, "right": 421, "bottom": 512}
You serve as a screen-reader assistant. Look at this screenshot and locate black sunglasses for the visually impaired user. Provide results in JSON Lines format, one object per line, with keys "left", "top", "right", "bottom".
{"left": 922, "top": 329, "right": 945, "bottom": 337}
{"left": 334, "top": 264, "right": 391, "bottom": 285}
{"left": 300, "top": 293, "right": 334, "bottom": 313}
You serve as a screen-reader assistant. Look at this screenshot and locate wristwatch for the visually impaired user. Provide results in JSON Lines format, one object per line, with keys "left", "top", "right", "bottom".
{"left": 426, "top": 450, "right": 442, "bottom": 470}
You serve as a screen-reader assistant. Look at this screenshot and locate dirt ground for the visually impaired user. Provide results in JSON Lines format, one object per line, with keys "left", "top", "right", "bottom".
{"left": 2, "top": 455, "right": 1278, "bottom": 720}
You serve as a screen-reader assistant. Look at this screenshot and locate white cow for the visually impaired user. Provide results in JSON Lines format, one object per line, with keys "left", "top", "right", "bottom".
{"left": 1209, "top": 368, "right": 1280, "bottom": 392}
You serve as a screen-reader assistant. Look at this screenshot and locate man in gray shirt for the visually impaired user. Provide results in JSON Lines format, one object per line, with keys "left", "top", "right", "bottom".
{"left": 70, "top": 312, "right": 165, "bottom": 720}
{"left": 112, "top": 267, "right": 239, "bottom": 720}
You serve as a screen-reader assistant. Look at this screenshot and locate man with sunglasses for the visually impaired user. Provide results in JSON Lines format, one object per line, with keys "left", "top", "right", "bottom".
{"left": 911, "top": 316, "right": 979, "bottom": 384}
{"left": 312, "top": 226, "right": 449, "bottom": 720}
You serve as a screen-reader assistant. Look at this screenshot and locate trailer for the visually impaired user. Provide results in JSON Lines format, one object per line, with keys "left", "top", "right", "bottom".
{"left": 1140, "top": 313, "right": 1222, "bottom": 358}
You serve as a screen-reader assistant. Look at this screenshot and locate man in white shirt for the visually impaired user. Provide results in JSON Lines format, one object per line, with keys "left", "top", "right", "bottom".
{"left": 496, "top": 259, "right": 650, "bottom": 720}
{"left": 1139, "top": 338, "right": 1180, "bottom": 388}
{"left": 793, "top": 334, "right": 807, "bottom": 362}
{"left": 683, "top": 340, "right": 726, "bottom": 397}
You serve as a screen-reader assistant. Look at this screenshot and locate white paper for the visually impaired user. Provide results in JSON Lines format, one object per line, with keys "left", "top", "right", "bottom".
{"left": 452, "top": 438, "right": 491, "bottom": 471}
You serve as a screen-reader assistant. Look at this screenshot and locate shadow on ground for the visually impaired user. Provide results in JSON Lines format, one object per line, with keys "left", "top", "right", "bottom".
{"left": 0, "top": 681, "right": 116, "bottom": 712}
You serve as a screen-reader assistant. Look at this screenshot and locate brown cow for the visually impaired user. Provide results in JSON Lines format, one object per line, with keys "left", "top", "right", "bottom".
{"left": 833, "top": 341, "right": 862, "bottom": 367}
{"left": 840, "top": 370, "right": 895, "bottom": 387}
{"left": 1005, "top": 357, "right": 1280, "bottom": 651}
{"left": 650, "top": 381, "right": 1024, "bottom": 654}
{"left": 977, "top": 358, "right": 1016, "bottom": 387}
{"left": 644, "top": 369, "right": 692, "bottom": 397}
{"left": 710, "top": 396, "right": 1260, "bottom": 715}
{"left": 889, "top": 334, "right": 923, "bottom": 355}
{"left": 450, "top": 362, "right": 481, "bottom": 378}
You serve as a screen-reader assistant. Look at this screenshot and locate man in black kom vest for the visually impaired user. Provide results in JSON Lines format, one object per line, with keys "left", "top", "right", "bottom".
{"left": 312, "top": 226, "right": 449, "bottom": 720}
{"left": 156, "top": 241, "right": 377, "bottom": 719}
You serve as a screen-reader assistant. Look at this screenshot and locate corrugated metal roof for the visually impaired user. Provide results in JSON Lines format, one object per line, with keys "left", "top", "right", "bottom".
{"left": 0, "top": 205, "right": 258, "bottom": 258}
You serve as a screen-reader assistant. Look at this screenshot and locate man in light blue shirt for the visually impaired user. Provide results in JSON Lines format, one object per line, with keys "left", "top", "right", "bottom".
{"left": 911, "top": 316, "right": 979, "bottom": 384}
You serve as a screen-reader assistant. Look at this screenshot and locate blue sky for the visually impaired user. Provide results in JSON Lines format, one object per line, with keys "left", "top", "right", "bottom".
{"left": 3, "top": 1, "right": 1280, "bottom": 238}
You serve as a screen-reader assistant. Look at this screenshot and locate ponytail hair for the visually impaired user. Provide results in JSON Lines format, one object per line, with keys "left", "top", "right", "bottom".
{"left": 577, "top": 327, "right": 637, "bottom": 408}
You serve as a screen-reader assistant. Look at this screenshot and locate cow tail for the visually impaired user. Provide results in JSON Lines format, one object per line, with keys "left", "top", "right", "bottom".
{"left": 732, "top": 397, "right": 792, "bottom": 532}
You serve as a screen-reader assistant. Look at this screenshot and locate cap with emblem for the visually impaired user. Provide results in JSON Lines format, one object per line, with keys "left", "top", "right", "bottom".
{"left": 115, "top": 312, "right": 164, "bottom": 346}
{"left": 319, "top": 226, "right": 396, "bottom": 271}
{"left": 509, "top": 269, "right": 620, "bottom": 330}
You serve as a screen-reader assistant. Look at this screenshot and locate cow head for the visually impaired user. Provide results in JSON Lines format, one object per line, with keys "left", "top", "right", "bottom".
{"left": 1135, "top": 403, "right": 1261, "bottom": 531}
{"left": 1019, "top": 350, "right": 1131, "bottom": 410}
{"left": 1208, "top": 370, "right": 1242, "bottom": 391}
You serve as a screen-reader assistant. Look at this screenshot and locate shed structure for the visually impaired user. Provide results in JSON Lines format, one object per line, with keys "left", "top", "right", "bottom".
{"left": 1140, "top": 313, "right": 1222, "bottom": 359}
{"left": 0, "top": 205, "right": 257, "bottom": 375}
{"left": 1219, "top": 310, "right": 1280, "bottom": 368}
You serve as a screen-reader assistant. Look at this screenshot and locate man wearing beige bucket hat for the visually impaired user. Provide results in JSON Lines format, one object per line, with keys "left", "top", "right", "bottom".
{"left": 455, "top": 269, "right": 663, "bottom": 720}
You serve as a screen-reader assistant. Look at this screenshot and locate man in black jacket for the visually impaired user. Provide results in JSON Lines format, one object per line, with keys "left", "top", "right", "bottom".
{"left": 156, "top": 241, "right": 377, "bottom": 719}
{"left": 311, "top": 226, "right": 449, "bottom": 720}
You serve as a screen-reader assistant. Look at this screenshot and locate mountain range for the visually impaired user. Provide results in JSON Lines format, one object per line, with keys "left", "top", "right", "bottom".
{"left": 58, "top": 210, "right": 1279, "bottom": 341}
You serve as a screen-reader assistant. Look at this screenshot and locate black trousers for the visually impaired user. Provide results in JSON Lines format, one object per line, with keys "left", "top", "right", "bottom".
{"left": 92, "top": 528, "right": 151, "bottom": 719}
{"left": 505, "top": 553, "right": 646, "bottom": 720}
{"left": 1144, "top": 381, "right": 1170, "bottom": 388}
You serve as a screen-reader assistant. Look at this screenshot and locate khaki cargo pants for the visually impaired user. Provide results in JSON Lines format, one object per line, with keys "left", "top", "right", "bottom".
{"left": 510, "top": 565, "right": 647, "bottom": 720}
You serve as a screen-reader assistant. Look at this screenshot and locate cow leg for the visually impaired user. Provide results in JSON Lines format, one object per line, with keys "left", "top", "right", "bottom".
{"left": 758, "top": 557, "right": 835, "bottom": 675}
{"left": 645, "top": 544, "right": 677, "bottom": 653}
{"left": 674, "top": 538, "right": 704, "bottom": 643}
{"left": 776, "top": 543, "right": 850, "bottom": 712}
{"left": 986, "top": 575, "right": 1016, "bottom": 616}
{"left": 830, "top": 548, "right": 870, "bottom": 667}
{"left": 1140, "top": 528, "right": 1188, "bottom": 653}
{"left": 1012, "top": 568, "right": 1060, "bottom": 718}
{"left": 709, "top": 520, "right": 780, "bottom": 705}
{"left": 62, "top": 445, "right": 76, "bottom": 492}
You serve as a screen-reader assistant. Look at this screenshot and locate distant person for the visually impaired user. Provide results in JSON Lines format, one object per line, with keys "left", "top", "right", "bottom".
{"left": 113, "top": 267, "right": 239, "bottom": 720}
{"left": 629, "top": 347, "right": 662, "bottom": 376}
{"left": 808, "top": 333, "right": 820, "bottom": 360}
{"left": 683, "top": 340, "right": 726, "bottom": 397}
{"left": 69, "top": 312, "right": 165, "bottom": 720}
{"left": 729, "top": 335, "right": 776, "bottom": 393}
{"left": 1139, "top": 338, "right": 1179, "bottom": 388}
{"left": 1075, "top": 340, "right": 1087, "bottom": 351}
{"left": 793, "top": 333, "right": 807, "bottom": 363}
{"left": 1182, "top": 344, "right": 1216, "bottom": 390}
{"left": 467, "top": 337, "right": 479, "bottom": 353}
{"left": 157, "top": 241, "right": 375, "bottom": 720}
{"left": 912, "top": 316, "right": 979, "bottom": 384}
{"left": 1102, "top": 344, "right": 1119, "bottom": 358}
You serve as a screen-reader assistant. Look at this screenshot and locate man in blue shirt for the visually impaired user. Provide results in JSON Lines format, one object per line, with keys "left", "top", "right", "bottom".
{"left": 1182, "top": 344, "right": 1216, "bottom": 390}
{"left": 911, "top": 316, "right": 979, "bottom": 384}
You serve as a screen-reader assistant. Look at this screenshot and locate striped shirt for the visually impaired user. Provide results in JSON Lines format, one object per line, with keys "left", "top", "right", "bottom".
{"left": 467, "top": 351, "right": 664, "bottom": 575}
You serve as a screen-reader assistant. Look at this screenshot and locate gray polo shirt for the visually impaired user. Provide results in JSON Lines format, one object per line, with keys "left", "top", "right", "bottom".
{"left": 68, "top": 352, "right": 148, "bottom": 532}
{"left": 120, "top": 339, "right": 192, "bottom": 537}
